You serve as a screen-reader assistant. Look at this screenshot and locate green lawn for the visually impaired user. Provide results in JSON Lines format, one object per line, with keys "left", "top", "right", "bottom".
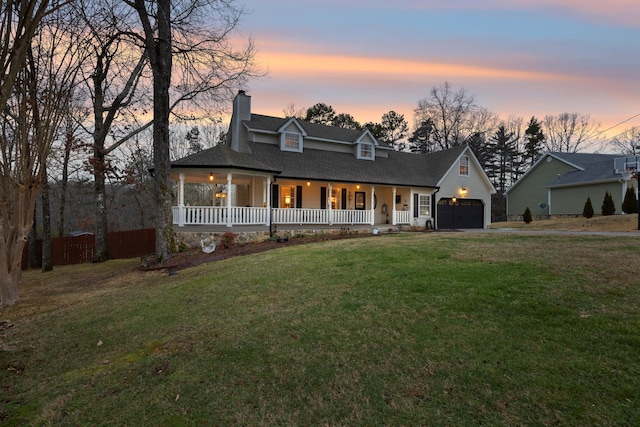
{"left": 2, "top": 233, "right": 640, "bottom": 426}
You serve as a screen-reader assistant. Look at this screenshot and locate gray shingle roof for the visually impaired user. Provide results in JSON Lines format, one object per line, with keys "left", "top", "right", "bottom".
{"left": 247, "top": 142, "right": 465, "bottom": 187}
{"left": 171, "top": 112, "right": 470, "bottom": 188}
{"left": 546, "top": 152, "right": 620, "bottom": 187}
{"left": 171, "top": 144, "right": 280, "bottom": 173}
{"left": 246, "top": 114, "right": 392, "bottom": 147}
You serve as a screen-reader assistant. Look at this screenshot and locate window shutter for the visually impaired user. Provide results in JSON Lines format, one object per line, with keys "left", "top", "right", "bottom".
{"left": 272, "top": 184, "right": 279, "bottom": 208}
{"left": 413, "top": 193, "right": 419, "bottom": 217}
{"left": 341, "top": 188, "right": 347, "bottom": 209}
{"left": 320, "top": 187, "right": 327, "bottom": 209}
{"left": 296, "top": 186, "right": 302, "bottom": 208}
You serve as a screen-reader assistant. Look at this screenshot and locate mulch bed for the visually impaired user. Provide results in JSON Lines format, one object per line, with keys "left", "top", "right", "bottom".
{"left": 142, "top": 232, "right": 375, "bottom": 272}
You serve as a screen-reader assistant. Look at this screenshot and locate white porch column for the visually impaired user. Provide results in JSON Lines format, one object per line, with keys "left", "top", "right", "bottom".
{"left": 392, "top": 187, "right": 397, "bottom": 225}
{"left": 265, "top": 176, "right": 271, "bottom": 226}
{"left": 328, "top": 182, "right": 333, "bottom": 224}
{"left": 226, "top": 172, "right": 233, "bottom": 227}
{"left": 178, "top": 173, "right": 185, "bottom": 227}
{"left": 370, "top": 186, "right": 376, "bottom": 225}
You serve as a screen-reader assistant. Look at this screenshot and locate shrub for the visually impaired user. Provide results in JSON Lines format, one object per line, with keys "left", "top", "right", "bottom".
{"left": 220, "top": 232, "right": 238, "bottom": 249}
{"left": 601, "top": 191, "right": 615, "bottom": 216}
{"left": 523, "top": 207, "right": 532, "bottom": 223}
{"left": 582, "top": 197, "right": 594, "bottom": 218}
{"left": 622, "top": 186, "right": 638, "bottom": 214}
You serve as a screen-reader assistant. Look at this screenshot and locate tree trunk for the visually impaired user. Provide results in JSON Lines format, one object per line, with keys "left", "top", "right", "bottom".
{"left": 27, "top": 207, "right": 39, "bottom": 269}
{"left": 41, "top": 165, "right": 53, "bottom": 272}
{"left": 140, "top": 0, "right": 175, "bottom": 260}
{"left": 93, "top": 161, "right": 110, "bottom": 262}
{"left": 58, "top": 126, "right": 72, "bottom": 237}
{"left": 0, "top": 244, "right": 22, "bottom": 306}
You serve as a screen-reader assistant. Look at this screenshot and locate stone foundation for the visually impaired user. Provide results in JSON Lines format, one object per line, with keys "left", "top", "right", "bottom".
{"left": 175, "top": 226, "right": 386, "bottom": 249}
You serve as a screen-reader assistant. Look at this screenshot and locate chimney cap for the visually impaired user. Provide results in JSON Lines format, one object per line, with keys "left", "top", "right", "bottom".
{"left": 238, "top": 90, "right": 246, "bottom": 95}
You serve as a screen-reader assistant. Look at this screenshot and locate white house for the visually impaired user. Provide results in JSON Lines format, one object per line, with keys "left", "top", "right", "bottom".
{"left": 170, "top": 91, "right": 496, "bottom": 232}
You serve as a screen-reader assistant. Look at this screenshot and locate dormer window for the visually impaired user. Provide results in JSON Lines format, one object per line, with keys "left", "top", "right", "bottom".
{"left": 281, "top": 131, "right": 302, "bottom": 152}
{"left": 358, "top": 143, "right": 374, "bottom": 160}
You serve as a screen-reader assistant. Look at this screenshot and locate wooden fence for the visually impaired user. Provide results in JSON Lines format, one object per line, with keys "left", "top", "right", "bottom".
{"left": 21, "top": 228, "right": 156, "bottom": 269}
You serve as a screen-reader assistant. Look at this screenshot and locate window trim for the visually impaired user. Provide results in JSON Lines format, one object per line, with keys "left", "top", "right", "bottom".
{"left": 357, "top": 142, "right": 374, "bottom": 160}
{"left": 459, "top": 155, "right": 469, "bottom": 176}
{"left": 418, "top": 194, "right": 431, "bottom": 217}
{"left": 281, "top": 131, "right": 303, "bottom": 152}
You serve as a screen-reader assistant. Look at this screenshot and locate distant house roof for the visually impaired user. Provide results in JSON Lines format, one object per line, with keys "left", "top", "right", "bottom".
{"left": 547, "top": 154, "right": 620, "bottom": 188}
{"left": 506, "top": 152, "right": 621, "bottom": 193}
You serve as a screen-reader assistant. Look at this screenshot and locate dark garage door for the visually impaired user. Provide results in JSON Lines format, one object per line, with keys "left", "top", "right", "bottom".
{"left": 437, "top": 198, "right": 484, "bottom": 229}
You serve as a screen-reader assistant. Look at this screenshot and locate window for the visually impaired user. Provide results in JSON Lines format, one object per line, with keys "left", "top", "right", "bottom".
{"left": 282, "top": 132, "right": 302, "bottom": 152}
{"left": 281, "top": 186, "right": 295, "bottom": 208}
{"left": 358, "top": 143, "right": 373, "bottom": 160}
{"left": 459, "top": 155, "right": 469, "bottom": 176}
{"left": 418, "top": 194, "right": 430, "bottom": 216}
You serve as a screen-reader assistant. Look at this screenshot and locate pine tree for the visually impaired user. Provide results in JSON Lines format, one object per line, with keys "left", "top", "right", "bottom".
{"left": 523, "top": 117, "right": 545, "bottom": 166}
{"left": 601, "top": 191, "right": 615, "bottom": 216}
{"left": 582, "top": 197, "right": 594, "bottom": 218}
{"left": 486, "top": 124, "right": 518, "bottom": 194}
{"left": 523, "top": 207, "right": 532, "bottom": 223}
{"left": 622, "top": 186, "right": 638, "bottom": 214}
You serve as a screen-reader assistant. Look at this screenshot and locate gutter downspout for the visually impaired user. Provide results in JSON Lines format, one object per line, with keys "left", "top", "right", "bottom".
{"left": 432, "top": 187, "right": 440, "bottom": 229}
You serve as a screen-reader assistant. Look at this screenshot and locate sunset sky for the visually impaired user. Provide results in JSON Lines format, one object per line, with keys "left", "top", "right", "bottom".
{"left": 235, "top": 0, "right": 639, "bottom": 141}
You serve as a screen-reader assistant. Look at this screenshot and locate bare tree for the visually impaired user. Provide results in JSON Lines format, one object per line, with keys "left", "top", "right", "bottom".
{"left": 71, "top": 0, "right": 258, "bottom": 261}
{"left": 124, "top": 0, "right": 259, "bottom": 260}
{"left": 414, "top": 81, "right": 477, "bottom": 151}
{"left": 542, "top": 112, "right": 601, "bottom": 153}
{"left": 0, "top": 0, "right": 55, "bottom": 112}
{"left": 283, "top": 102, "right": 305, "bottom": 119}
{"left": 0, "top": 8, "right": 84, "bottom": 306}
{"left": 610, "top": 126, "right": 640, "bottom": 155}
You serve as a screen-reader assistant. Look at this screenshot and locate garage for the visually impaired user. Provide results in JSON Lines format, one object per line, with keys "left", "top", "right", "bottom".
{"left": 437, "top": 198, "right": 484, "bottom": 229}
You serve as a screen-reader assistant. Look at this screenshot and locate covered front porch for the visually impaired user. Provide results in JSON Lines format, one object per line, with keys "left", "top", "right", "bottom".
{"left": 171, "top": 170, "right": 419, "bottom": 229}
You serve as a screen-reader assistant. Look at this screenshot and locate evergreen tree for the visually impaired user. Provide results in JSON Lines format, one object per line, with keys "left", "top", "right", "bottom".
{"left": 523, "top": 116, "right": 545, "bottom": 166}
{"left": 622, "top": 186, "right": 638, "bottom": 214}
{"left": 583, "top": 197, "right": 594, "bottom": 218}
{"left": 486, "top": 124, "right": 518, "bottom": 194}
{"left": 408, "top": 118, "right": 435, "bottom": 154}
{"left": 304, "top": 103, "right": 336, "bottom": 125}
{"left": 523, "top": 207, "right": 532, "bottom": 223}
{"left": 601, "top": 191, "right": 615, "bottom": 216}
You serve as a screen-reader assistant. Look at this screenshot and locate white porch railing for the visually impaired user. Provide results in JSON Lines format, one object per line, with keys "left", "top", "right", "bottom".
{"left": 172, "top": 206, "right": 268, "bottom": 226}
{"left": 271, "top": 208, "right": 372, "bottom": 225}
{"left": 394, "top": 210, "right": 411, "bottom": 224}
{"left": 271, "top": 208, "right": 329, "bottom": 224}
{"left": 173, "top": 206, "right": 377, "bottom": 226}
{"left": 330, "top": 209, "right": 372, "bottom": 225}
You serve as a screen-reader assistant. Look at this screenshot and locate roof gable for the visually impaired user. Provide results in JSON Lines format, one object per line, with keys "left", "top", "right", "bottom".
{"left": 277, "top": 117, "right": 307, "bottom": 136}
{"left": 507, "top": 152, "right": 622, "bottom": 194}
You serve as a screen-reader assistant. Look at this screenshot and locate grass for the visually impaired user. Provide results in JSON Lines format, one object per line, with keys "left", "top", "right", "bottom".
{"left": 2, "top": 232, "right": 640, "bottom": 426}
{"left": 492, "top": 213, "right": 639, "bottom": 232}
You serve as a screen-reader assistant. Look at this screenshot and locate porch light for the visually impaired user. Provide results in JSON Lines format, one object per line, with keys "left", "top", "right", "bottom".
{"left": 306, "top": 181, "right": 311, "bottom": 186}
{"left": 209, "top": 173, "right": 214, "bottom": 182}
{"left": 452, "top": 197, "right": 457, "bottom": 205}
{"left": 285, "top": 195, "right": 291, "bottom": 207}
{"left": 356, "top": 184, "right": 361, "bottom": 190}
{"left": 461, "top": 188, "right": 467, "bottom": 196}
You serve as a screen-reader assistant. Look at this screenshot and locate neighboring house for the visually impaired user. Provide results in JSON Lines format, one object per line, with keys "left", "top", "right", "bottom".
{"left": 169, "top": 91, "right": 495, "bottom": 232}
{"left": 506, "top": 152, "right": 639, "bottom": 219}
